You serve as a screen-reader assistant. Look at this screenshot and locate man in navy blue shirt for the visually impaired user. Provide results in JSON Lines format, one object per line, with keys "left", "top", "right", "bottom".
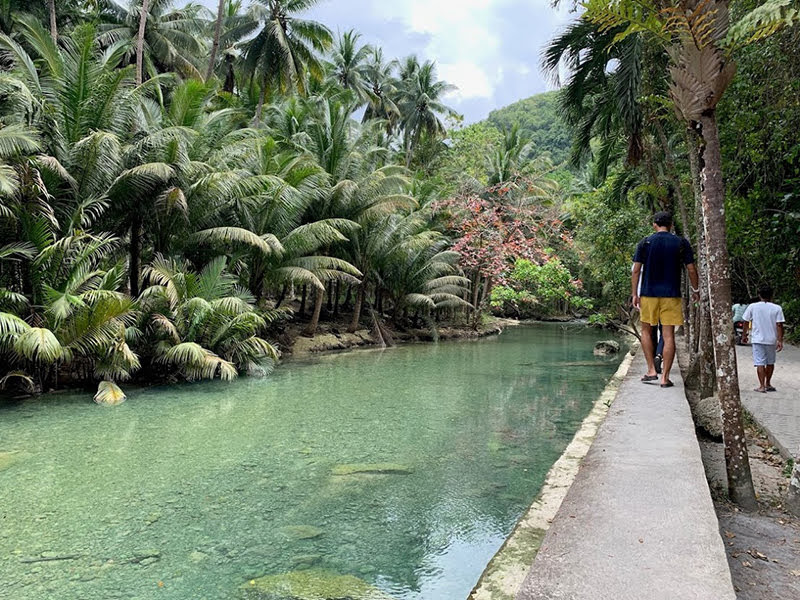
{"left": 632, "top": 211, "right": 700, "bottom": 388}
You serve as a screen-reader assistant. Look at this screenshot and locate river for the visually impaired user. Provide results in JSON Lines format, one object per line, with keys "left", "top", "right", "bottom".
{"left": 0, "top": 324, "right": 624, "bottom": 599}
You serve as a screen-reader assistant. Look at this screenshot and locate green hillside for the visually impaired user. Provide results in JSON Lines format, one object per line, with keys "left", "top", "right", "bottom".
{"left": 486, "top": 90, "right": 572, "bottom": 165}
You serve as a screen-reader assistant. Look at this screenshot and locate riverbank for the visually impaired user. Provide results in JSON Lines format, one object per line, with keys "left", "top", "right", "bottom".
{"left": 278, "top": 317, "right": 511, "bottom": 358}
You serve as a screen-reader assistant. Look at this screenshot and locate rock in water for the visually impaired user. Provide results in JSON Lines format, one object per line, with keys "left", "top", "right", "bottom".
{"left": 0, "top": 451, "right": 19, "bottom": 472}
{"left": 241, "top": 569, "right": 396, "bottom": 600}
{"left": 278, "top": 526, "right": 324, "bottom": 541}
{"left": 331, "top": 464, "right": 413, "bottom": 476}
{"left": 693, "top": 396, "right": 723, "bottom": 439}
{"left": 593, "top": 340, "right": 620, "bottom": 356}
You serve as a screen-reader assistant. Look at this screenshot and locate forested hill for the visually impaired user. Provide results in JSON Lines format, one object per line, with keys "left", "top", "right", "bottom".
{"left": 486, "top": 91, "right": 572, "bottom": 165}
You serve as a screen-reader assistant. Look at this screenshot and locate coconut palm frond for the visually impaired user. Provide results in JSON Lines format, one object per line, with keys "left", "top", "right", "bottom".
{"left": 94, "top": 380, "right": 127, "bottom": 406}
{"left": 14, "top": 327, "right": 64, "bottom": 363}
{"left": 192, "top": 227, "right": 284, "bottom": 257}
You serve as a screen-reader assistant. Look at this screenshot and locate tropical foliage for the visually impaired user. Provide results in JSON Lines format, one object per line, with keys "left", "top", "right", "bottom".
{"left": 0, "top": 1, "right": 566, "bottom": 404}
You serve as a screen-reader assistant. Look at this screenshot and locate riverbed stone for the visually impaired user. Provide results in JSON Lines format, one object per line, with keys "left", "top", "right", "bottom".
{"left": 290, "top": 554, "right": 322, "bottom": 569}
{"left": 593, "top": 340, "right": 620, "bottom": 355}
{"left": 331, "top": 464, "right": 413, "bottom": 476}
{"left": 241, "top": 569, "right": 396, "bottom": 600}
{"left": 694, "top": 396, "right": 723, "bottom": 439}
{"left": 278, "top": 526, "right": 323, "bottom": 541}
{"left": 0, "top": 451, "right": 19, "bottom": 471}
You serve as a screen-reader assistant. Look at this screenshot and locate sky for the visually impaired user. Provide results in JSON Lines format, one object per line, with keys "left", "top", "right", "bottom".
{"left": 197, "top": 0, "right": 573, "bottom": 123}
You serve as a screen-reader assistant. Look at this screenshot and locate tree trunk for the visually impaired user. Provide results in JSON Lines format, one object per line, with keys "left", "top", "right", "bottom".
{"left": 326, "top": 280, "right": 334, "bottom": 313}
{"left": 480, "top": 275, "right": 493, "bottom": 307}
{"left": 224, "top": 56, "right": 236, "bottom": 93}
{"left": 135, "top": 0, "right": 150, "bottom": 86}
{"left": 275, "top": 283, "right": 288, "bottom": 308}
{"left": 697, "top": 112, "right": 757, "bottom": 510}
{"left": 206, "top": 0, "right": 226, "bottom": 81}
{"left": 348, "top": 282, "right": 366, "bottom": 333}
{"left": 253, "top": 78, "right": 267, "bottom": 124}
{"left": 129, "top": 214, "right": 142, "bottom": 298}
{"left": 471, "top": 271, "right": 481, "bottom": 309}
{"left": 304, "top": 286, "right": 324, "bottom": 337}
{"left": 333, "top": 281, "right": 341, "bottom": 317}
{"left": 47, "top": 0, "right": 57, "bottom": 43}
{"left": 686, "top": 130, "right": 716, "bottom": 397}
{"left": 299, "top": 285, "right": 307, "bottom": 317}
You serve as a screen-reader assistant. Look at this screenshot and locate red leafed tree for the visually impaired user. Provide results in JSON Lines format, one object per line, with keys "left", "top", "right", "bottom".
{"left": 434, "top": 179, "right": 571, "bottom": 310}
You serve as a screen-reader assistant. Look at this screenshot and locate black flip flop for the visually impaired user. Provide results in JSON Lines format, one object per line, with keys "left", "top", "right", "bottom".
{"left": 641, "top": 375, "right": 658, "bottom": 382}
{"left": 766, "top": 386, "right": 777, "bottom": 392}
{"left": 660, "top": 381, "right": 674, "bottom": 388}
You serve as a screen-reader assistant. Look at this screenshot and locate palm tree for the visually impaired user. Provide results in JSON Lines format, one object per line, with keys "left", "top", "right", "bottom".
{"left": 139, "top": 255, "right": 278, "bottom": 380}
{"left": 328, "top": 29, "right": 373, "bottom": 103}
{"left": 361, "top": 47, "right": 401, "bottom": 131}
{"left": 241, "top": 0, "right": 333, "bottom": 122}
{"left": 382, "top": 221, "right": 472, "bottom": 319}
{"left": 542, "top": 20, "right": 650, "bottom": 179}
{"left": 0, "top": 233, "right": 140, "bottom": 403}
{"left": 394, "top": 57, "right": 458, "bottom": 166}
{"left": 97, "top": 0, "right": 209, "bottom": 82}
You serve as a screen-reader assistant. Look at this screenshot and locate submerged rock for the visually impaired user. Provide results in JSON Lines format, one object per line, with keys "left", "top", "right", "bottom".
{"left": 0, "top": 451, "right": 19, "bottom": 471}
{"left": 290, "top": 554, "right": 322, "bottom": 569}
{"left": 593, "top": 340, "right": 620, "bottom": 356}
{"left": 278, "top": 526, "right": 324, "bottom": 541}
{"left": 331, "top": 464, "right": 413, "bottom": 476}
{"left": 694, "top": 396, "right": 723, "bottom": 439}
{"left": 242, "top": 569, "right": 396, "bottom": 600}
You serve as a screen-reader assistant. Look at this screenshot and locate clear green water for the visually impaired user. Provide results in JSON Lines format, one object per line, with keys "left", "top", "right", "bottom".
{"left": 0, "top": 324, "right": 623, "bottom": 600}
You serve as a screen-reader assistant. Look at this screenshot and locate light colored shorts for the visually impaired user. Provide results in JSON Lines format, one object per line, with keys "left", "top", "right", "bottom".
{"left": 752, "top": 343, "right": 777, "bottom": 366}
{"left": 640, "top": 296, "right": 683, "bottom": 326}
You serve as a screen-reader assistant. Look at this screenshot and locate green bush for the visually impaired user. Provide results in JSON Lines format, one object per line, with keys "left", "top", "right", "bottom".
{"left": 490, "top": 258, "right": 592, "bottom": 318}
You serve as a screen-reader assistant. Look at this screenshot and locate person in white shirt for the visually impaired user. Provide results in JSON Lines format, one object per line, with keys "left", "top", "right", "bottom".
{"left": 741, "top": 285, "right": 785, "bottom": 393}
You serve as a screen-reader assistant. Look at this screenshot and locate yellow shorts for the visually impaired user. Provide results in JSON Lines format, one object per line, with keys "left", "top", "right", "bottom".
{"left": 640, "top": 296, "right": 683, "bottom": 326}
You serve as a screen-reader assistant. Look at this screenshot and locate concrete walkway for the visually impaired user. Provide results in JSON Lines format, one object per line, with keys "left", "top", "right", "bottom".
{"left": 736, "top": 342, "right": 800, "bottom": 459}
{"left": 516, "top": 350, "right": 735, "bottom": 600}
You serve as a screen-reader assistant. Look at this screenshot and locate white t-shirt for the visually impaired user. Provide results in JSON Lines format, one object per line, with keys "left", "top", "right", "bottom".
{"left": 742, "top": 301, "right": 785, "bottom": 345}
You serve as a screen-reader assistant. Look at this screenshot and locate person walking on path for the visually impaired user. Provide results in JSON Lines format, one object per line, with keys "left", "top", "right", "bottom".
{"left": 632, "top": 211, "right": 700, "bottom": 388}
{"left": 741, "top": 285, "right": 785, "bottom": 393}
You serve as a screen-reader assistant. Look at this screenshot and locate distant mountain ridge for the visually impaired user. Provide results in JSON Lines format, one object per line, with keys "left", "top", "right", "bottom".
{"left": 486, "top": 90, "right": 572, "bottom": 165}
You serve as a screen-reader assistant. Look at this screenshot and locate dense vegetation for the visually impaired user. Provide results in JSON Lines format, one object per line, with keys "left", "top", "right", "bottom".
{"left": 0, "top": 1, "right": 578, "bottom": 403}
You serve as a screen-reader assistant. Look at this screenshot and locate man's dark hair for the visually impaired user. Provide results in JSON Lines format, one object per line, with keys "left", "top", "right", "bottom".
{"left": 758, "top": 285, "right": 773, "bottom": 301}
{"left": 653, "top": 211, "right": 673, "bottom": 227}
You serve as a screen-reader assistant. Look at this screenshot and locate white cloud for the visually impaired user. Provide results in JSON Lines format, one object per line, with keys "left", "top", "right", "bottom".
{"left": 438, "top": 62, "right": 493, "bottom": 99}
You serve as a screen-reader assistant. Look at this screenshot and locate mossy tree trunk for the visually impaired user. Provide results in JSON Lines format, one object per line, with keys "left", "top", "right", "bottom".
{"left": 696, "top": 112, "right": 757, "bottom": 509}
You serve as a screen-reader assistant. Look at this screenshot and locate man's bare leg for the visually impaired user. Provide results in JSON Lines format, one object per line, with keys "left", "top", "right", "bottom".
{"left": 755, "top": 366, "right": 766, "bottom": 391}
{"left": 660, "top": 325, "right": 676, "bottom": 385}
{"left": 765, "top": 364, "right": 775, "bottom": 388}
{"left": 641, "top": 322, "right": 657, "bottom": 377}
